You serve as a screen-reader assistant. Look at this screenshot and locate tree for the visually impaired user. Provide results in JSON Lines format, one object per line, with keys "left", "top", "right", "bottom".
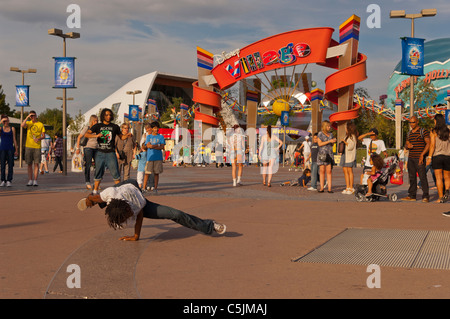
{"left": 68, "top": 109, "right": 85, "bottom": 135}
{"left": 160, "top": 97, "right": 183, "bottom": 128}
{"left": 38, "top": 108, "right": 73, "bottom": 137}
{"left": 0, "top": 85, "right": 15, "bottom": 117}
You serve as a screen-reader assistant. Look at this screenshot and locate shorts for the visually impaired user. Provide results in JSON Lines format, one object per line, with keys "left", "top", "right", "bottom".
{"left": 145, "top": 160, "right": 163, "bottom": 174}
{"left": 41, "top": 150, "right": 49, "bottom": 163}
{"left": 340, "top": 154, "right": 356, "bottom": 168}
{"left": 432, "top": 155, "right": 450, "bottom": 171}
{"left": 25, "top": 147, "right": 41, "bottom": 165}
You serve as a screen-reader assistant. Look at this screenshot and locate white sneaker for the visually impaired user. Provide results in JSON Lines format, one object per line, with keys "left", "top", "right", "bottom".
{"left": 0, "top": 181, "right": 5, "bottom": 187}
{"left": 213, "top": 221, "right": 226, "bottom": 235}
{"left": 6, "top": 181, "right": 12, "bottom": 187}
{"left": 348, "top": 188, "right": 355, "bottom": 194}
{"left": 27, "top": 180, "right": 33, "bottom": 186}
{"left": 307, "top": 187, "right": 317, "bottom": 191}
{"left": 342, "top": 189, "right": 349, "bottom": 194}
{"left": 33, "top": 180, "right": 38, "bottom": 186}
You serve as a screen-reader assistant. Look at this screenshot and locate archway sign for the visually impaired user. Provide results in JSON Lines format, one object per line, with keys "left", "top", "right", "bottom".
{"left": 193, "top": 15, "right": 367, "bottom": 149}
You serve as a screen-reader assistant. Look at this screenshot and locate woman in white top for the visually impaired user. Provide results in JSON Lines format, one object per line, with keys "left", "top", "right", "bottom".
{"left": 426, "top": 114, "right": 450, "bottom": 203}
{"left": 340, "top": 122, "right": 358, "bottom": 194}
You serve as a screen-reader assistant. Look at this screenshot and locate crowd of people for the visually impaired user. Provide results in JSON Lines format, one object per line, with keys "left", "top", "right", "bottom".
{"left": 1, "top": 109, "right": 450, "bottom": 206}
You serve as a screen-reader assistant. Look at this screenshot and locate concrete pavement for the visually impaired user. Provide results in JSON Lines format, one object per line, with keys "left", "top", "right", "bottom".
{"left": 1, "top": 162, "right": 449, "bottom": 300}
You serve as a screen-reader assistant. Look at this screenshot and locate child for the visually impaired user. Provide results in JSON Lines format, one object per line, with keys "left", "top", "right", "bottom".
{"left": 298, "top": 168, "right": 311, "bottom": 188}
{"left": 362, "top": 153, "right": 385, "bottom": 197}
{"left": 134, "top": 143, "right": 148, "bottom": 189}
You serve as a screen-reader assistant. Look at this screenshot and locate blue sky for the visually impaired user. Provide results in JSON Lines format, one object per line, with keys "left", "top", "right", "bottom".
{"left": 1, "top": 0, "right": 449, "bottom": 117}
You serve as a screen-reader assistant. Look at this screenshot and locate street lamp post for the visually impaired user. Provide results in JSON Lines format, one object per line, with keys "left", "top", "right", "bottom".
{"left": 9, "top": 67, "right": 37, "bottom": 168}
{"left": 390, "top": 8, "right": 437, "bottom": 119}
{"left": 48, "top": 28, "right": 80, "bottom": 175}
{"left": 126, "top": 90, "right": 142, "bottom": 137}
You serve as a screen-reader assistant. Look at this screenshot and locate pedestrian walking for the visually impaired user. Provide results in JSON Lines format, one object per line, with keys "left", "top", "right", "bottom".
{"left": 21, "top": 110, "right": 45, "bottom": 186}
{"left": 52, "top": 132, "right": 64, "bottom": 173}
{"left": 39, "top": 133, "right": 52, "bottom": 174}
{"left": 228, "top": 124, "right": 246, "bottom": 186}
{"left": 0, "top": 115, "right": 18, "bottom": 187}
{"left": 426, "top": 114, "right": 450, "bottom": 203}
{"left": 402, "top": 116, "right": 430, "bottom": 202}
{"left": 76, "top": 114, "right": 99, "bottom": 190}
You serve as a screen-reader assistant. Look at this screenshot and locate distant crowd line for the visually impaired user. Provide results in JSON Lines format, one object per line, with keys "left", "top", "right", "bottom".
{"left": 1, "top": 110, "right": 450, "bottom": 208}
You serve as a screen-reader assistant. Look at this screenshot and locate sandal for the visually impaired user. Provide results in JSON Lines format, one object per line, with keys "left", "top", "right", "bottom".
{"left": 267, "top": 183, "right": 271, "bottom": 187}
{"left": 86, "top": 184, "right": 92, "bottom": 190}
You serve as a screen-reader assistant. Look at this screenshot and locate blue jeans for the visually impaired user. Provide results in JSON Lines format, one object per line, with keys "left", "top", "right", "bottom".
{"left": 310, "top": 162, "right": 319, "bottom": 189}
{"left": 94, "top": 151, "right": 120, "bottom": 182}
{"left": 83, "top": 148, "right": 97, "bottom": 184}
{"left": 0, "top": 149, "right": 14, "bottom": 182}
{"left": 109, "top": 179, "right": 214, "bottom": 234}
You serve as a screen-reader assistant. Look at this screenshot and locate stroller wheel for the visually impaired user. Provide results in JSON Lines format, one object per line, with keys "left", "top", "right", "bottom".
{"left": 355, "top": 192, "right": 365, "bottom": 202}
{"left": 389, "top": 193, "right": 398, "bottom": 202}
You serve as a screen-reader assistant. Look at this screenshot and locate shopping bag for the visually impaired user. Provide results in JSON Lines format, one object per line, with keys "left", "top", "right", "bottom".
{"left": 71, "top": 153, "right": 83, "bottom": 173}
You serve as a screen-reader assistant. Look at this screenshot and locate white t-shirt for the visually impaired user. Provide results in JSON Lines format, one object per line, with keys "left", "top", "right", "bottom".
{"left": 362, "top": 138, "right": 386, "bottom": 167}
{"left": 302, "top": 140, "right": 311, "bottom": 154}
{"left": 100, "top": 184, "right": 146, "bottom": 228}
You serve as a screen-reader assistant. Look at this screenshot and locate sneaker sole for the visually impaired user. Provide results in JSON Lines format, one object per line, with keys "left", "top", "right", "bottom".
{"left": 77, "top": 198, "right": 88, "bottom": 211}
{"left": 215, "top": 223, "right": 226, "bottom": 235}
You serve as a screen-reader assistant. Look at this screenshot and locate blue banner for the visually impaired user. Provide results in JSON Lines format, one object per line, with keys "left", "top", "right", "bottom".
{"left": 401, "top": 37, "right": 425, "bottom": 76}
{"left": 445, "top": 110, "right": 450, "bottom": 126}
{"left": 280, "top": 111, "right": 289, "bottom": 126}
{"left": 15, "top": 85, "right": 30, "bottom": 107}
{"left": 128, "top": 105, "right": 140, "bottom": 122}
{"left": 54, "top": 57, "right": 76, "bottom": 88}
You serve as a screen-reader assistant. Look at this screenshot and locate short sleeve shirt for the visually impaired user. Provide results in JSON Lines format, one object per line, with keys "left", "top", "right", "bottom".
{"left": 25, "top": 121, "right": 45, "bottom": 149}
{"left": 89, "top": 122, "right": 121, "bottom": 152}
{"left": 146, "top": 134, "right": 165, "bottom": 161}
{"left": 100, "top": 184, "right": 147, "bottom": 228}
{"left": 362, "top": 138, "right": 387, "bottom": 167}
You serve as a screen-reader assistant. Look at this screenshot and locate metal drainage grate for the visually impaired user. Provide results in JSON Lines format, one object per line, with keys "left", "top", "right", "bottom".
{"left": 294, "top": 228, "right": 450, "bottom": 270}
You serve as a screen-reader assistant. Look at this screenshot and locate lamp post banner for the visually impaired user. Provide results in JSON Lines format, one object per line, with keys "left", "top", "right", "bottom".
{"left": 15, "top": 85, "right": 30, "bottom": 107}
{"left": 128, "top": 105, "right": 140, "bottom": 122}
{"left": 401, "top": 37, "right": 425, "bottom": 76}
{"left": 53, "top": 57, "right": 76, "bottom": 88}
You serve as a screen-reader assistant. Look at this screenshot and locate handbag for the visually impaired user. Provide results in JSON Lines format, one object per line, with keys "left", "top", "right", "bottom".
{"left": 79, "top": 136, "right": 88, "bottom": 147}
{"left": 338, "top": 141, "right": 346, "bottom": 154}
{"left": 79, "top": 125, "right": 90, "bottom": 147}
{"left": 318, "top": 152, "right": 328, "bottom": 162}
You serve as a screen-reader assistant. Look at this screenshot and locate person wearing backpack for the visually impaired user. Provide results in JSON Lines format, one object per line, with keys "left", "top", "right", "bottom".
{"left": 402, "top": 116, "right": 430, "bottom": 202}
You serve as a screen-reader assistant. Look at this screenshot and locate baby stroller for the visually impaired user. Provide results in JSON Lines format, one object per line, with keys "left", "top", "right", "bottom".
{"left": 355, "top": 155, "right": 402, "bottom": 202}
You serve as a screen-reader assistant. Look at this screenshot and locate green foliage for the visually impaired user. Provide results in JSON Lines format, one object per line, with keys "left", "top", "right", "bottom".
{"left": 0, "top": 85, "right": 15, "bottom": 117}
{"left": 38, "top": 108, "right": 73, "bottom": 137}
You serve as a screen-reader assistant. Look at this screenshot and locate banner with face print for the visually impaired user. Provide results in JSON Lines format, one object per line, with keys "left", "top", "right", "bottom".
{"left": 54, "top": 57, "right": 76, "bottom": 88}
{"left": 15, "top": 85, "right": 30, "bottom": 106}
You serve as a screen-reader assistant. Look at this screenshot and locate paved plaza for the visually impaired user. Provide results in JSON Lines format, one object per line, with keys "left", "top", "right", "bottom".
{"left": 1, "top": 162, "right": 450, "bottom": 300}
